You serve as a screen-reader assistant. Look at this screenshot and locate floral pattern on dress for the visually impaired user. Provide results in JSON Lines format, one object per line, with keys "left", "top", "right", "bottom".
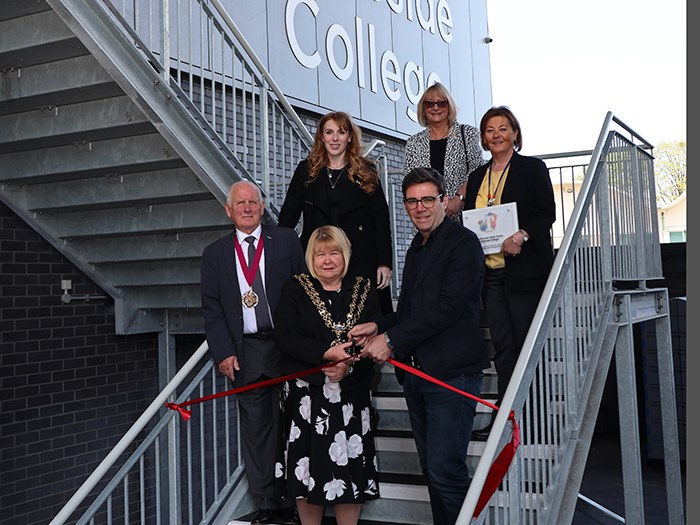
{"left": 280, "top": 376, "right": 380, "bottom": 506}
{"left": 299, "top": 395, "right": 312, "bottom": 423}
{"left": 315, "top": 408, "right": 330, "bottom": 435}
{"left": 361, "top": 406, "right": 370, "bottom": 435}
{"left": 323, "top": 380, "right": 342, "bottom": 403}
{"left": 342, "top": 403, "right": 353, "bottom": 425}
{"left": 294, "top": 456, "right": 315, "bottom": 490}
{"left": 329, "top": 431, "right": 350, "bottom": 466}
{"left": 324, "top": 477, "right": 346, "bottom": 501}
{"left": 289, "top": 421, "right": 301, "bottom": 442}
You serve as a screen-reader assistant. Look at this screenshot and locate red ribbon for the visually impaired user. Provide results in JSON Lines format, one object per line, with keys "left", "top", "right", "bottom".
{"left": 165, "top": 356, "right": 354, "bottom": 420}
{"left": 166, "top": 356, "right": 519, "bottom": 519}
{"left": 233, "top": 234, "right": 264, "bottom": 288}
{"left": 387, "top": 358, "right": 520, "bottom": 517}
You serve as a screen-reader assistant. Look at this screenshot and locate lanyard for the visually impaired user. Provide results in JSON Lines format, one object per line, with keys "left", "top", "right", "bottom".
{"left": 487, "top": 156, "right": 512, "bottom": 206}
{"left": 233, "top": 235, "right": 264, "bottom": 287}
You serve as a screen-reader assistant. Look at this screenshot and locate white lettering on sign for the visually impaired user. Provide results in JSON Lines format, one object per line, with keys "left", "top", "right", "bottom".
{"left": 285, "top": 0, "right": 321, "bottom": 69}
{"left": 326, "top": 23, "right": 353, "bottom": 81}
{"left": 284, "top": 0, "right": 454, "bottom": 122}
{"left": 436, "top": 0, "right": 453, "bottom": 43}
{"left": 375, "top": 0, "right": 453, "bottom": 42}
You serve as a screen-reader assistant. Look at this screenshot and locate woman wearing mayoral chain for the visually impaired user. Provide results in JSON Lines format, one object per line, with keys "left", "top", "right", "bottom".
{"left": 274, "top": 226, "right": 381, "bottom": 525}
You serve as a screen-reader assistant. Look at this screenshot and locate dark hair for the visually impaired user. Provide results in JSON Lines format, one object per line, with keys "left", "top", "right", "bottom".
{"left": 402, "top": 167, "right": 446, "bottom": 198}
{"left": 479, "top": 106, "right": 523, "bottom": 151}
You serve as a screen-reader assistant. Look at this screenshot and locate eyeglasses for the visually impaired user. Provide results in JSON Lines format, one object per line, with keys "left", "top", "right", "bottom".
{"left": 424, "top": 100, "right": 448, "bottom": 109}
{"left": 403, "top": 194, "right": 443, "bottom": 210}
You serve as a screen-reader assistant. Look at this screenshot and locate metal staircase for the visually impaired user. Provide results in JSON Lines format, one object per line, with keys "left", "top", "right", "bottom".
{"left": 2, "top": 1, "right": 684, "bottom": 524}
{"left": 0, "top": 0, "right": 312, "bottom": 335}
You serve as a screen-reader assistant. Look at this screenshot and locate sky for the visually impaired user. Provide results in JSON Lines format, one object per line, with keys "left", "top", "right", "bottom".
{"left": 485, "top": 0, "right": 686, "bottom": 156}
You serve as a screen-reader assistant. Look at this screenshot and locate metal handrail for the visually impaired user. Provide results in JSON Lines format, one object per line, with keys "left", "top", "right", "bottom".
{"left": 49, "top": 342, "right": 212, "bottom": 525}
{"left": 206, "top": 0, "right": 313, "bottom": 146}
{"left": 459, "top": 112, "right": 662, "bottom": 522}
{"left": 100, "top": 0, "right": 313, "bottom": 213}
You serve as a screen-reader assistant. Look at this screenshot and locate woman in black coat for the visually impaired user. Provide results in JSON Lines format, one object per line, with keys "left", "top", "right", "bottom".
{"left": 278, "top": 111, "right": 394, "bottom": 315}
{"left": 463, "top": 106, "right": 556, "bottom": 438}
{"left": 274, "top": 226, "right": 381, "bottom": 525}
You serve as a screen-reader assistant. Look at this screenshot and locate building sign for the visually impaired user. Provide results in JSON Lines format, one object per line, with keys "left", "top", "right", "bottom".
{"left": 227, "top": 0, "right": 490, "bottom": 136}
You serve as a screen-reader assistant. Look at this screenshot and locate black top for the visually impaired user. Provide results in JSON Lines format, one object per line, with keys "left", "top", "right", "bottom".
{"left": 274, "top": 274, "right": 380, "bottom": 388}
{"left": 278, "top": 159, "right": 393, "bottom": 285}
{"left": 429, "top": 137, "right": 448, "bottom": 176}
{"left": 376, "top": 218, "right": 489, "bottom": 381}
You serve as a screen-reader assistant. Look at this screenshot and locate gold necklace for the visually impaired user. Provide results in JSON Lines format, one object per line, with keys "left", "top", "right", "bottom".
{"left": 295, "top": 274, "right": 371, "bottom": 345}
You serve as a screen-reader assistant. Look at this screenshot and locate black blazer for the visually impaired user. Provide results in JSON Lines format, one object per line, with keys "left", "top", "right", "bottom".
{"left": 201, "top": 225, "right": 306, "bottom": 367}
{"left": 278, "top": 159, "right": 393, "bottom": 281}
{"left": 274, "top": 275, "right": 380, "bottom": 390}
{"left": 464, "top": 152, "right": 556, "bottom": 292}
{"left": 377, "top": 218, "right": 490, "bottom": 381}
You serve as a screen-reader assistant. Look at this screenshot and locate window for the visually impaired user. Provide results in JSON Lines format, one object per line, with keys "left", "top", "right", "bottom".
{"left": 669, "top": 231, "right": 686, "bottom": 243}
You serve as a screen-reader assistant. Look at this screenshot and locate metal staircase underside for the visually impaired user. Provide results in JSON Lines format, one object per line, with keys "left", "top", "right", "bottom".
{"left": 0, "top": 0, "right": 282, "bottom": 335}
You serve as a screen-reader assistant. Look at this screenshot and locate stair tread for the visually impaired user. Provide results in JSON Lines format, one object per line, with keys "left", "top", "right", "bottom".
{"left": 374, "top": 429, "right": 414, "bottom": 439}
{"left": 379, "top": 472, "right": 428, "bottom": 486}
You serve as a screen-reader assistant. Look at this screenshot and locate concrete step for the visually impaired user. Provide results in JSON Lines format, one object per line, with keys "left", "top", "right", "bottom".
{"left": 225, "top": 481, "right": 432, "bottom": 525}
{"left": 0, "top": 54, "right": 120, "bottom": 117}
{"left": 372, "top": 392, "right": 497, "bottom": 434}
{"left": 360, "top": 481, "right": 431, "bottom": 524}
{"left": 374, "top": 360, "right": 499, "bottom": 395}
{"left": 374, "top": 433, "right": 493, "bottom": 476}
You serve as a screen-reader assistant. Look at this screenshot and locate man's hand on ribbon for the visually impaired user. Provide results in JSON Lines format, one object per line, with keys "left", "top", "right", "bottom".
{"left": 349, "top": 322, "right": 392, "bottom": 365}
{"left": 347, "top": 322, "right": 378, "bottom": 348}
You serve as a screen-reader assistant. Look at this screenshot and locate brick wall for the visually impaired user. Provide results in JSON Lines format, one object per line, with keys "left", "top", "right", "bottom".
{"left": 0, "top": 202, "right": 160, "bottom": 525}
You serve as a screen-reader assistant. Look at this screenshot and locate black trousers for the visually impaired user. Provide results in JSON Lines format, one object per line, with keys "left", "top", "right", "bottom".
{"left": 481, "top": 267, "right": 543, "bottom": 406}
{"left": 237, "top": 337, "right": 283, "bottom": 510}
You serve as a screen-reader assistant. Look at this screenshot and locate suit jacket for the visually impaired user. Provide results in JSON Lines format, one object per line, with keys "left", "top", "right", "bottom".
{"left": 201, "top": 224, "right": 306, "bottom": 369}
{"left": 464, "top": 151, "right": 556, "bottom": 292}
{"left": 278, "top": 159, "right": 393, "bottom": 281}
{"left": 377, "top": 218, "right": 490, "bottom": 381}
{"left": 274, "top": 275, "right": 380, "bottom": 389}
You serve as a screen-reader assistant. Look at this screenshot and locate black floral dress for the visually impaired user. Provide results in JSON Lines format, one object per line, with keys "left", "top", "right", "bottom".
{"left": 274, "top": 275, "right": 381, "bottom": 506}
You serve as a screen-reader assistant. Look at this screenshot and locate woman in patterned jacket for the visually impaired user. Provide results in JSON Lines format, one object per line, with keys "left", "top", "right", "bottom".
{"left": 403, "top": 82, "right": 485, "bottom": 222}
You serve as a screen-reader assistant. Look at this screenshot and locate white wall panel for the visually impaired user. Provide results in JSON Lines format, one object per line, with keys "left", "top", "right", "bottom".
{"left": 221, "top": 0, "right": 492, "bottom": 137}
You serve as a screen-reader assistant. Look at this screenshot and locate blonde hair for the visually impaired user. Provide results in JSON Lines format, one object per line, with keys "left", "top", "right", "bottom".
{"left": 305, "top": 226, "right": 352, "bottom": 280}
{"left": 416, "top": 82, "right": 458, "bottom": 128}
{"left": 306, "top": 112, "right": 380, "bottom": 193}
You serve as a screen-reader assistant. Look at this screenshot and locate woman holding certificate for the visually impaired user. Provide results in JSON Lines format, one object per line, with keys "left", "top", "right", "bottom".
{"left": 463, "top": 106, "right": 556, "bottom": 440}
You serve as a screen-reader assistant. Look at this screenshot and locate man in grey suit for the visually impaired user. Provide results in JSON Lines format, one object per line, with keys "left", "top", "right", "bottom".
{"left": 350, "top": 168, "right": 489, "bottom": 525}
{"left": 201, "top": 180, "right": 305, "bottom": 524}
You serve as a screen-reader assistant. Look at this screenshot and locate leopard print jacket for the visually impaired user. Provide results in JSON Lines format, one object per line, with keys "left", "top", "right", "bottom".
{"left": 402, "top": 121, "right": 485, "bottom": 198}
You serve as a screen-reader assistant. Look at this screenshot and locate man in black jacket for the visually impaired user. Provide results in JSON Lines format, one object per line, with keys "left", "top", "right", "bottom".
{"left": 349, "top": 167, "right": 489, "bottom": 525}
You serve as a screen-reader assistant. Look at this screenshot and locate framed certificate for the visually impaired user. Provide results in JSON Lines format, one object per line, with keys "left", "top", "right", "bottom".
{"left": 462, "top": 202, "right": 519, "bottom": 254}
